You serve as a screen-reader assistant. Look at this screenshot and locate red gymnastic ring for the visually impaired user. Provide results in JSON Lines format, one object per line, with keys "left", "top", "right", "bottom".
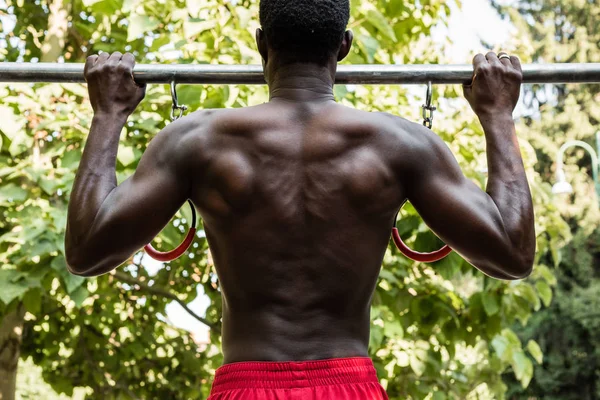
{"left": 144, "top": 200, "right": 197, "bottom": 262}
{"left": 392, "top": 227, "right": 452, "bottom": 263}
{"left": 391, "top": 202, "right": 452, "bottom": 262}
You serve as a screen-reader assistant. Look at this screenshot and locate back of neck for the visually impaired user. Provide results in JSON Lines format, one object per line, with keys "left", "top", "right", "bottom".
{"left": 267, "top": 63, "right": 336, "bottom": 103}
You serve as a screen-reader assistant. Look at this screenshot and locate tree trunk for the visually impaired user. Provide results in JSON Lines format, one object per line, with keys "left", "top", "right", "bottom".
{"left": 1, "top": 2, "right": 72, "bottom": 398}
{"left": 40, "top": 0, "right": 71, "bottom": 63}
{"left": 0, "top": 305, "right": 25, "bottom": 400}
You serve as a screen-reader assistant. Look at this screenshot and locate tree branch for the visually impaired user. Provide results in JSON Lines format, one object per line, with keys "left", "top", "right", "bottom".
{"left": 79, "top": 331, "right": 141, "bottom": 400}
{"left": 112, "top": 271, "right": 220, "bottom": 333}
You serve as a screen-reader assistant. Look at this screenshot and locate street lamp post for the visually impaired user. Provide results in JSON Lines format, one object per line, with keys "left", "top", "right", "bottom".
{"left": 552, "top": 131, "right": 600, "bottom": 199}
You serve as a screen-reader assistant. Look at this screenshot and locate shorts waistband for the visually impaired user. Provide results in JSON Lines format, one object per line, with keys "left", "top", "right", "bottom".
{"left": 211, "top": 357, "right": 379, "bottom": 393}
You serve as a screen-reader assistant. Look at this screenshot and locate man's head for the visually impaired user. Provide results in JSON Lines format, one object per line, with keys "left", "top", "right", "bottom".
{"left": 257, "top": 0, "right": 353, "bottom": 67}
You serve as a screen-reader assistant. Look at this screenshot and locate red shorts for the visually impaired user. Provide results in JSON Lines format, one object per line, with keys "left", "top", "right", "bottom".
{"left": 208, "top": 357, "right": 389, "bottom": 400}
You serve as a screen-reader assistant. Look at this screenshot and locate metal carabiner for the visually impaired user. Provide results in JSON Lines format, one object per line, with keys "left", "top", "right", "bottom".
{"left": 170, "top": 80, "right": 188, "bottom": 121}
{"left": 421, "top": 81, "right": 436, "bottom": 130}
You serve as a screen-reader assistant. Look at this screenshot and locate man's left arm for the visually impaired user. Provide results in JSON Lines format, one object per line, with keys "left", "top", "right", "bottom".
{"left": 65, "top": 52, "right": 192, "bottom": 277}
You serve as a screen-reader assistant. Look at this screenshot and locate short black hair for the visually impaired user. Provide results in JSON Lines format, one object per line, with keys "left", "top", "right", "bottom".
{"left": 259, "top": 0, "right": 350, "bottom": 65}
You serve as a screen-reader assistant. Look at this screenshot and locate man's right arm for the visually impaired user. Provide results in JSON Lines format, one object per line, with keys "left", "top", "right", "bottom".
{"left": 397, "top": 52, "right": 535, "bottom": 280}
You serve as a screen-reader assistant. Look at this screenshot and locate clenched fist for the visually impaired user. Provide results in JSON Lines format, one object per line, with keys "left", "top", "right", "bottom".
{"left": 84, "top": 52, "right": 146, "bottom": 116}
{"left": 464, "top": 52, "right": 523, "bottom": 118}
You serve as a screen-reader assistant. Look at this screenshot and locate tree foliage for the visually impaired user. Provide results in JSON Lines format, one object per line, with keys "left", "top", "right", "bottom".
{"left": 489, "top": 1, "right": 600, "bottom": 398}
{"left": 0, "top": 0, "right": 570, "bottom": 399}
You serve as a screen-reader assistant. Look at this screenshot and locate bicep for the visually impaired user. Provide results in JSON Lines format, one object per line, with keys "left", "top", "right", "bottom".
{"left": 86, "top": 126, "right": 192, "bottom": 274}
{"left": 403, "top": 129, "right": 518, "bottom": 278}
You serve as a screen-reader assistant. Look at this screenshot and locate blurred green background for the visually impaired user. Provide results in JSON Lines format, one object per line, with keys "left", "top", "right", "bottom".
{"left": 0, "top": 0, "right": 598, "bottom": 399}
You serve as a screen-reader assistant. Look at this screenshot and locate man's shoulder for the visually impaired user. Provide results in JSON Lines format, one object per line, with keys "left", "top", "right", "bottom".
{"left": 365, "top": 111, "right": 435, "bottom": 150}
{"left": 162, "top": 106, "right": 271, "bottom": 153}
{"left": 189, "top": 105, "right": 277, "bottom": 133}
{"left": 363, "top": 111, "right": 449, "bottom": 173}
{"left": 148, "top": 109, "right": 222, "bottom": 165}
{"left": 162, "top": 108, "right": 226, "bottom": 144}
{"left": 373, "top": 112, "right": 422, "bottom": 135}
{"left": 177, "top": 108, "right": 222, "bottom": 131}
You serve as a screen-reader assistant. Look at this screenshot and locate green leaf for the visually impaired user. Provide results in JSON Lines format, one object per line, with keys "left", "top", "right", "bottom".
{"left": 393, "top": 350, "right": 410, "bottom": 367}
{"left": 482, "top": 292, "right": 500, "bottom": 316}
{"left": 0, "top": 183, "right": 28, "bottom": 204}
{"left": 39, "top": 176, "right": 59, "bottom": 196}
{"left": 176, "top": 86, "right": 202, "bottom": 108}
{"left": 8, "top": 133, "right": 33, "bottom": 157}
{"left": 184, "top": 19, "right": 217, "bottom": 38}
{"left": 527, "top": 340, "right": 543, "bottom": 364}
{"left": 64, "top": 272, "right": 86, "bottom": 295}
{"left": 467, "top": 292, "right": 485, "bottom": 322}
{"left": 52, "top": 256, "right": 85, "bottom": 294}
{"left": 61, "top": 149, "right": 82, "bottom": 170}
{"left": 117, "top": 145, "right": 136, "bottom": 167}
{"left": 0, "top": 166, "right": 14, "bottom": 177}
{"left": 369, "top": 325, "right": 384, "bottom": 350}
{"left": 491, "top": 335, "right": 512, "bottom": 362}
{"left": 61, "top": 83, "right": 88, "bottom": 98}
{"left": 514, "top": 283, "right": 541, "bottom": 311}
{"left": 432, "top": 391, "right": 447, "bottom": 400}
{"left": 334, "top": 85, "right": 348, "bottom": 100}
{"left": 511, "top": 350, "right": 534, "bottom": 388}
{"left": 549, "top": 237, "right": 562, "bottom": 267}
{"left": 127, "top": 15, "right": 160, "bottom": 41}
{"left": 179, "top": 202, "right": 194, "bottom": 226}
{"left": 27, "top": 240, "right": 55, "bottom": 258}
{"left": 537, "top": 265, "right": 558, "bottom": 286}
{"left": 22, "top": 288, "right": 42, "bottom": 314}
{"left": 0, "top": 105, "right": 26, "bottom": 139}
{"left": 433, "top": 251, "right": 463, "bottom": 280}
{"left": 379, "top": 269, "right": 400, "bottom": 285}
{"left": 185, "top": 0, "right": 203, "bottom": 17}
{"left": 383, "top": 320, "right": 404, "bottom": 338}
{"left": 535, "top": 281, "right": 553, "bottom": 307}
{"left": 503, "top": 329, "right": 522, "bottom": 347}
{"left": 512, "top": 295, "right": 533, "bottom": 326}
{"left": 485, "top": 315, "right": 502, "bottom": 338}
{"left": 0, "top": 270, "right": 30, "bottom": 304}
{"left": 356, "top": 33, "right": 380, "bottom": 64}
{"left": 89, "top": 0, "right": 120, "bottom": 14}
{"left": 69, "top": 285, "right": 89, "bottom": 308}
{"left": 0, "top": 267, "right": 47, "bottom": 305}
{"left": 365, "top": 8, "right": 398, "bottom": 42}
{"left": 409, "top": 348, "right": 428, "bottom": 377}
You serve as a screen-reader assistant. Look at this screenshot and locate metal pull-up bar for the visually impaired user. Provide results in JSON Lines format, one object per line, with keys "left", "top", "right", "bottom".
{"left": 0, "top": 62, "right": 599, "bottom": 85}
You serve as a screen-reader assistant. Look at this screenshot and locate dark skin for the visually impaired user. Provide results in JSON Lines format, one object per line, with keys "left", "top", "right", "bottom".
{"left": 66, "top": 30, "right": 535, "bottom": 364}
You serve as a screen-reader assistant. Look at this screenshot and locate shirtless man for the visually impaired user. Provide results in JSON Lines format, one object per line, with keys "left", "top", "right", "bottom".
{"left": 65, "top": 0, "right": 535, "bottom": 398}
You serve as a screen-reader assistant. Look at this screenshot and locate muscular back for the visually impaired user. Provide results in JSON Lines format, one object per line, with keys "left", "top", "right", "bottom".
{"left": 67, "top": 51, "right": 534, "bottom": 366}
{"left": 188, "top": 102, "right": 406, "bottom": 363}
